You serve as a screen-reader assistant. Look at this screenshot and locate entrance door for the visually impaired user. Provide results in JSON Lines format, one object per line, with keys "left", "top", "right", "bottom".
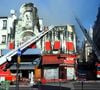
{"left": 59, "top": 66, "right": 66, "bottom": 79}
{"left": 22, "top": 70, "right": 29, "bottom": 78}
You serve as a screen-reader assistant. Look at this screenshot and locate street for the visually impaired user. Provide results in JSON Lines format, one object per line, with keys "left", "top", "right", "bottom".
{"left": 9, "top": 81, "right": 100, "bottom": 90}
{"left": 9, "top": 84, "right": 71, "bottom": 90}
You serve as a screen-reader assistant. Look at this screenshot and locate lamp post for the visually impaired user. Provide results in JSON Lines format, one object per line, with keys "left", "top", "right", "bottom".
{"left": 16, "top": 49, "right": 21, "bottom": 90}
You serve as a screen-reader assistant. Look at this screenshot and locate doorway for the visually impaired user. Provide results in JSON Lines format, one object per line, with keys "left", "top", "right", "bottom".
{"left": 59, "top": 66, "right": 66, "bottom": 79}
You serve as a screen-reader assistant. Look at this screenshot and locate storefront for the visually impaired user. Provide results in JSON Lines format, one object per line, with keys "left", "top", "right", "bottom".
{"left": 42, "top": 54, "right": 77, "bottom": 82}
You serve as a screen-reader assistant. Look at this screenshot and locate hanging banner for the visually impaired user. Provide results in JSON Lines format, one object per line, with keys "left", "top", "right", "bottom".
{"left": 53, "top": 41, "right": 60, "bottom": 50}
{"left": 66, "top": 42, "right": 74, "bottom": 51}
{"left": 45, "top": 41, "right": 52, "bottom": 51}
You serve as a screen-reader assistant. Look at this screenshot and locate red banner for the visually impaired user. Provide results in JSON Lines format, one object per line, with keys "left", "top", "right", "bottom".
{"left": 45, "top": 41, "right": 51, "bottom": 51}
{"left": 53, "top": 41, "right": 60, "bottom": 50}
{"left": 66, "top": 42, "right": 74, "bottom": 51}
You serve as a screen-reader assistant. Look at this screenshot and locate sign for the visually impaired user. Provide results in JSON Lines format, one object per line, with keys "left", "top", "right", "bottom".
{"left": 17, "top": 49, "right": 21, "bottom": 56}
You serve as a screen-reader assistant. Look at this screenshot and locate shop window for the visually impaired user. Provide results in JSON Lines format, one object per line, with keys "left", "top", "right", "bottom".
{"left": 54, "top": 31, "right": 60, "bottom": 40}
{"left": 67, "top": 31, "right": 73, "bottom": 41}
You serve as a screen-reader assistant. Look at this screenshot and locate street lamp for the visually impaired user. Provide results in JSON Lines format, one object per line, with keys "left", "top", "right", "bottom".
{"left": 16, "top": 49, "right": 21, "bottom": 90}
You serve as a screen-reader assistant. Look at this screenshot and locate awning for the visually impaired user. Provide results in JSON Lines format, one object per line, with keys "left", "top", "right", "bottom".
{"left": 22, "top": 48, "right": 41, "bottom": 55}
{"left": 2, "top": 48, "right": 41, "bottom": 56}
{"left": 10, "top": 63, "right": 35, "bottom": 70}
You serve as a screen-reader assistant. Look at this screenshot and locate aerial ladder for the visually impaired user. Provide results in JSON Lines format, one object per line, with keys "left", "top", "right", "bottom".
{"left": 75, "top": 17, "right": 100, "bottom": 61}
{"left": 75, "top": 17, "right": 100, "bottom": 78}
{"left": 0, "top": 26, "right": 54, "bottom": 66}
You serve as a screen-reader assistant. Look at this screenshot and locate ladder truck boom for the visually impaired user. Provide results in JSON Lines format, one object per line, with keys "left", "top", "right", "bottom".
{"left": 0, "top": 26, "right": 54, "bottom": 65}
{"left": 75, "top": 17, "right": 100, "bottom": 61}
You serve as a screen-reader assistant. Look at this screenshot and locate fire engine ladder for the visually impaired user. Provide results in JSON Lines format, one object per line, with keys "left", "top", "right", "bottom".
{"left": 0, "top": 26, "right": 54, "bottom": 65}
{"left": 75, "top": 17, "right": 100, "bottom": 61}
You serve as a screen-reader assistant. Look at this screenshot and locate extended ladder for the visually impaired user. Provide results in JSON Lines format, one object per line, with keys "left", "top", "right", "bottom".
{"left": 0, "top": 26, "right": 54, "bottom": 65}
{"left": 75, "top": 17, "right": 100, "bottom": 61}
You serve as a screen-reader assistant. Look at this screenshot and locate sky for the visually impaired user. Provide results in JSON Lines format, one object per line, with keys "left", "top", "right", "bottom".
{"left": 0, "top": 0, "right": 100, "bottom": 44}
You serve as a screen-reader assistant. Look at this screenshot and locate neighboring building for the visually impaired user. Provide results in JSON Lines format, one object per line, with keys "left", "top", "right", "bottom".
{"left": 0, "top": 10, "right": 17, "bottom": 51}
{"left": 93, "top": 7, "right": 100, "bottom": 61}
{"left": 93, "top": 7, "right": 100, "bottom": 79}
{"left": 0, "top": 3, "right": 42, "bottom": 84}
{"left": 93, "top": 7, "right": 100, "bottom": 50}
{"left": 0, "top": 3, "right": 78, "bottom": 83}
{"left": 0, "top": 17, "right": 8, "bottom": 50}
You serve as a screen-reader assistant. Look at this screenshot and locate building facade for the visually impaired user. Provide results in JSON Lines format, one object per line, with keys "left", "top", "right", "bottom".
{"left": 0, "top": 3, "right": 78, "bottom": 84}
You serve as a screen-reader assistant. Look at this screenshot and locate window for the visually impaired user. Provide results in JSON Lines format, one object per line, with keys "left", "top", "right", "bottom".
{"left": 3, "top": 20, "right": 7, "bottom": 29}
{"left": 2, "top": 35, "right": 6, "bottom": 43}
{"left": 67, "top": 31, "right": 73, "bottom": 41}
{"left": 54, "top": 31, "right": 60, "bottom": 40}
